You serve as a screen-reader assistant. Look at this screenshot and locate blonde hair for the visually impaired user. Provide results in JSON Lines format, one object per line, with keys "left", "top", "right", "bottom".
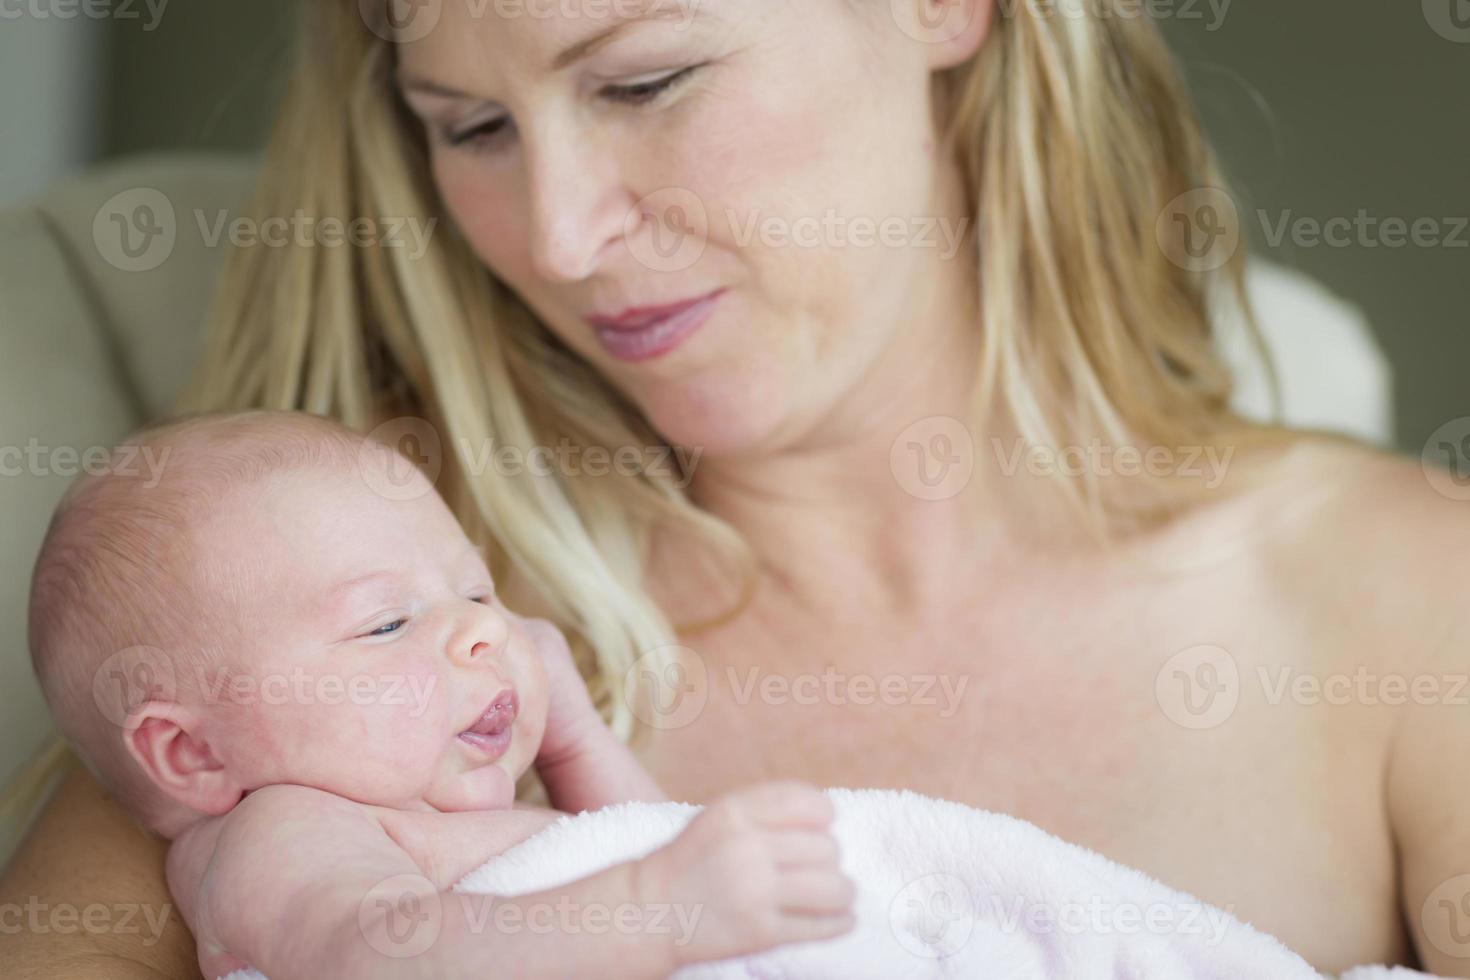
{"left": 173, "top": 0, "right": 1276, "bottom": 741}
{"left": 947, "top": 2, "right": 1279, "bottom": 520}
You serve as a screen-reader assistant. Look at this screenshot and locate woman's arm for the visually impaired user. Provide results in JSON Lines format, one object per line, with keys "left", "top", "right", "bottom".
{"left": 1389, "top": 625, "right": 1470, "bottom": 978}
{"left": 1378, "top": 476, "right": 1470, "bottom": 976}
{"left": 0, "top": 765, "right": 202, "bottom": 980}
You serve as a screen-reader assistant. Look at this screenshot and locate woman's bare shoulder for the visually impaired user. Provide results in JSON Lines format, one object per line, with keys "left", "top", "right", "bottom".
{"left": 1241, "top": 434, "right": 1469, "bottom": 664}
{"left": 1264, "top": 435, "right": 1466, "bottom": 561}
{"left": 1264, "top": 437, "right": 1470, "bottom": 974}
{"left": 0, "top": 765, "right": 201, "bottom": 979}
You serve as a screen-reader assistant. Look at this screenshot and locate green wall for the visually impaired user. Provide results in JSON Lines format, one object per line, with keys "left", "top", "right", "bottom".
{"left": 1162, "top": 3, "right": 1468, "bottom": 451}
{"left": 101, "top": 0, "right": 294, "bottom": 157}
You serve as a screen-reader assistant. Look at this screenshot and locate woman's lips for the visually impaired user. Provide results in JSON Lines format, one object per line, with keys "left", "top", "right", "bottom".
{"left": 458, "top": 689, "right": 518, "bottom": 761}
{"left": 588, "top": 288, "right": 726, "bottom": 363}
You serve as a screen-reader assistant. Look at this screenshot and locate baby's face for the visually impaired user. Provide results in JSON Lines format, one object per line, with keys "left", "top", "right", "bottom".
{"left": 187, "top": 459, "right": 550, "bottom": 812}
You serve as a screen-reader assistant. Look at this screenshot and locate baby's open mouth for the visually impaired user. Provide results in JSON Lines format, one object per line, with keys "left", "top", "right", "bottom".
{"left": 457, "top": 689, "right": 519, "bottom": 760}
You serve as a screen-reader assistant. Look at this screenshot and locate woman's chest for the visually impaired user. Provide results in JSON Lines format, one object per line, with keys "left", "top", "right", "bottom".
{"left": 634, "top": 597, "right": 1410, "bottom": 972}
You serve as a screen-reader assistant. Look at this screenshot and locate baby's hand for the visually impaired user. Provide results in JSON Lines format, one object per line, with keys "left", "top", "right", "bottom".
{"left": 524, "top": 617, "right": 668, "bottom": 809}
{"left": 523, "top": 618, "right": 603, "bottom": 764}
{"left": 637, "top": 781, "right": 856, "bottom": 968}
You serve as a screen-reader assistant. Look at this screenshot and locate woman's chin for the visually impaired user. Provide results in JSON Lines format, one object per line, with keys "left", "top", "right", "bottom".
{"left": 640, "top": 383, "right": 793, "bottom": 461}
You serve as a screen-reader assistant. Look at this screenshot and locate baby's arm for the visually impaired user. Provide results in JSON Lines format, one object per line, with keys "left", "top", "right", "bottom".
{"left": 527, "top": 618, "right": 667, "bottom": 811}
{"left": 171, "top": 781, "right": 852, "bottom": 980}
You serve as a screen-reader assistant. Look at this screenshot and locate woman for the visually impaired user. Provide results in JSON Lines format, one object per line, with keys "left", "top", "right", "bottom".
{"left": 6, "top": 0, "right": 1467, "bottom": 975}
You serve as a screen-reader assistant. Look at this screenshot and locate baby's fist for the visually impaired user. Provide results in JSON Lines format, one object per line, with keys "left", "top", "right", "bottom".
{"left": 639, "top": 781, "right": 855, "bottom": 968}
{"left": 522, "top": 618, "right": 600, "bottom": 762}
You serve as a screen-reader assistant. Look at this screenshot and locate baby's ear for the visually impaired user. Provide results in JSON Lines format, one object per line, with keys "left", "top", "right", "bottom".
{"left": 123, "top": 703, "right": 243, "bottom": 818}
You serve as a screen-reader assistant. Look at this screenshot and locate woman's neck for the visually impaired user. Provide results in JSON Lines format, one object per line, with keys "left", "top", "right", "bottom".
{"left": 664, "top": 256, "right": 1053, "bottom": 626}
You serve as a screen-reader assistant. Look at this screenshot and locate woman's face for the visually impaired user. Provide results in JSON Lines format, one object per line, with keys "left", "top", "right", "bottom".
{"left": 397, "top": 0, "right": 982, "bottom": 455}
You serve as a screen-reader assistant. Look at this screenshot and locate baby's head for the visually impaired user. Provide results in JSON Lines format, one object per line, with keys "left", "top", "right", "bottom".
{"left": 29, "top": 410, "right": 550, "bottom": 838}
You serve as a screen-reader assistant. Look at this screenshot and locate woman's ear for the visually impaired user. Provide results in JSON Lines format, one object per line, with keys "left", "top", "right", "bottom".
{"left": 123, "top": 702, "right": 244, "bottom": 818}
{"left": 894, "top": 0, "right": 994, "bottom": 68}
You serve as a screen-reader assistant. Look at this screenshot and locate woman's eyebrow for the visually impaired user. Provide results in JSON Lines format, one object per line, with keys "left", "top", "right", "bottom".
{"left": 397, "top": 3, "right": 707, "bottom": 97}
{"left": 398, "top": 76, "right": 475, "bottom": 100}
{"left": 548, "top": 4, "right": 693, "bottom": 72}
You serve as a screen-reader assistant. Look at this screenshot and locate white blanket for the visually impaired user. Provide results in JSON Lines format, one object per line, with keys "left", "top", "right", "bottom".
{"left": 224, "top": 788, "right": 1436, "bottom": 979}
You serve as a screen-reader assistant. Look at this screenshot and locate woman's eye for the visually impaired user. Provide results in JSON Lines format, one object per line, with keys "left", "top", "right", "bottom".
{"left": 603, "top": 65, "right": 701, "bottom": 106}
{"left": 367, "top": 619, "right": 406, "bottom": 637}
{"left": 443, "top": 117, "right": 509, "bottom": 149}
{"left": 438, "top": 65, "right": 701, "bottom": 152}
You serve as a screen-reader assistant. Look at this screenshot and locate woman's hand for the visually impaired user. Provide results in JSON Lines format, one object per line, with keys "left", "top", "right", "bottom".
{"left": 0, "top": 763, "right": 202, "bottom": 979}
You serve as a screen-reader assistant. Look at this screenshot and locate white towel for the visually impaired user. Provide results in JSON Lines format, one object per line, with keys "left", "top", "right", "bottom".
{"left": 222, "top": 788, "right": 1435, "bottom": 979}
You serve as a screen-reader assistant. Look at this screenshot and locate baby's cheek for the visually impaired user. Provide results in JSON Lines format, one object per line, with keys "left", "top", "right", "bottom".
{"left": 352, "top": 676, "right": 445, "bottom": 746}
{"left": 230, "top": 702, "right": 298, "bottom": 776}
{"left": 360, "top": 654, "right": 450, "bottom": 722}
{"left": 509, "top": 647, "right": 550, "bottom": 731}
{"left": 339, "top": 702, "right": 444, "bottom": 790}
{"left": 491, "top": 648, "right": 547, "bottom": 775}
{"left": 517, "top": 694, "right": 547, "bottom": 762}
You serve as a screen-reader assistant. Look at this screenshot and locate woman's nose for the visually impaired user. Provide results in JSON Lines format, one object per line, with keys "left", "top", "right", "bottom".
{"left": 524, "top": 123, "right": 629, "bottom": 283}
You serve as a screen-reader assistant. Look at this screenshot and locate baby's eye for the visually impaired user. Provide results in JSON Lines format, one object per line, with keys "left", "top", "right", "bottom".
{"left": 367, "top": 618, "right": 406, "bottom": 637}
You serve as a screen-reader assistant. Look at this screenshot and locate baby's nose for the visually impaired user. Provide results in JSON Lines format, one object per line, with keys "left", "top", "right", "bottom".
{"left": 451, "top": 637, "right": 496, "bottom": 668}
{"left": 451, "top": 609, "right": 511, "bottom": 666}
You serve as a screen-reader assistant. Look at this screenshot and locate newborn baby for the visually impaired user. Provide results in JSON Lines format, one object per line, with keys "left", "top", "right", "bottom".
{"left": 28, "top": 410, "right": 854, "bottom": 980}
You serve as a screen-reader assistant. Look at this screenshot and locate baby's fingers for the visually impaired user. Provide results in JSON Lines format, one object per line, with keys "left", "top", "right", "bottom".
{"left": 778, "top": 870, "right": 857, "bottom": 915}
{"left": 522, "top": 617, "right": 574, "bottom": 667}
{"left": 771, "top": 908, "right": 857, "bottom": 947}
{"left": 726, "top": 781, "right": 835, "bottom": 830}
{"left": 767, "top": 830, "right": 841, "bottom": 869}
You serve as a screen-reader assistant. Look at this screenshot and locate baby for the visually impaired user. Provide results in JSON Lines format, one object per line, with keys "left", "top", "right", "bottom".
{"left": 28, "top": 410, "right": 854, "bottom": 980}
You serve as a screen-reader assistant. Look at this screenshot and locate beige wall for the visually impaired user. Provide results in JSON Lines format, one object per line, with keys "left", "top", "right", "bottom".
{"left": 100, "top": 2, "right": 1467, "bottom": 452}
